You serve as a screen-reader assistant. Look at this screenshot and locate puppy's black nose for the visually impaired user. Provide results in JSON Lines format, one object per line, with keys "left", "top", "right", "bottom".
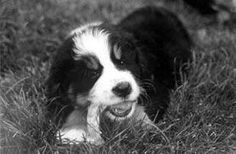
{"left": 112, "top": 82, "right": 132, "bottom": 98}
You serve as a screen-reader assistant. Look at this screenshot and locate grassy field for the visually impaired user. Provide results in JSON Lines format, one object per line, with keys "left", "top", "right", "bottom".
{"left": 1, "top": 0, "right": 236, "bottom": 153}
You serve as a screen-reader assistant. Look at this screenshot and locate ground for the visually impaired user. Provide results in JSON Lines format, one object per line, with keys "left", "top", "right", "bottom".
{"left": 0, "top": 0, "right": 236, "bottom": 153}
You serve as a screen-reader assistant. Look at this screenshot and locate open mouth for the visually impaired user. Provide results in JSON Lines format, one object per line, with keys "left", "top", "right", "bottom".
{"left": 107, "top": 101, "right": 136, "bottom": 117}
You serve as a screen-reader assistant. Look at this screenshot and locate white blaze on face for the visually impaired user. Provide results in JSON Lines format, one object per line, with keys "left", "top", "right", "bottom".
{"left": 71, "top": 23, "right": 140, "bottom": 106}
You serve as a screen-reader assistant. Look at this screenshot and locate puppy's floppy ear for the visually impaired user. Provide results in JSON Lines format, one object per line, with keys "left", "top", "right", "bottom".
{"left": 46, "top": 37, "right": 74, "bottom": 99}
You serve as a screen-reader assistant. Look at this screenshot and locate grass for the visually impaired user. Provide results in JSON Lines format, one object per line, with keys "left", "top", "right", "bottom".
{"left": 1, "top": 0, "right": 236, "bottom": 153}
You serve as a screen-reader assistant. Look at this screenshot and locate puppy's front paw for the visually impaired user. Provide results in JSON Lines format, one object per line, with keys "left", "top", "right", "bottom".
{"left": 57, "top": 128, "right": 104, "bottom": 145}
{"left": 57, "top": 128, "right": 86, "bottom": 144}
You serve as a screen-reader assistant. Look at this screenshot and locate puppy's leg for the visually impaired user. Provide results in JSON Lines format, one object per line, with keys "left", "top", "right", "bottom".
{"left": 57, "top": 109, "right": 87, "bottom": 144}
{"left": 57, "top": 104, "right": 105, "bottom": 145}
{"left": 86, "top": 103, "right": 105, "bottom": 145}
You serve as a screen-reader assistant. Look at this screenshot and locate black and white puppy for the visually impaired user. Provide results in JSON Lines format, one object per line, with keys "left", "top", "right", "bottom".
{"left": 46, "top": 6, "right": 192, "bottom": 145}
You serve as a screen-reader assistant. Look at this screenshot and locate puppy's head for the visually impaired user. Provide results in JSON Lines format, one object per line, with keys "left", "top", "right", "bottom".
{"left": 47, "top": 22, "right": 144, "bottom": 120}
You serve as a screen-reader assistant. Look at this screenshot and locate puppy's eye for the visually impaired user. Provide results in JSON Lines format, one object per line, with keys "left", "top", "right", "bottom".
{"left": 90, "top": 69, "right": 100, "bottom": 78}
{"left": 119, "top": 59, "right": 125, "bottom": 65}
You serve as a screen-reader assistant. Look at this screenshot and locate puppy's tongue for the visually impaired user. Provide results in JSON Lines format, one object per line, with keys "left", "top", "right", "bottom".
{"left": 108, "top": 102, "right": 133, "bottom": 117}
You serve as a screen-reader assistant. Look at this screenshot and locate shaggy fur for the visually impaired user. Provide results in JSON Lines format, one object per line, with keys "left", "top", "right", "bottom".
{"left": 46, "top": 6, "right": 192, "bottom": 144}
